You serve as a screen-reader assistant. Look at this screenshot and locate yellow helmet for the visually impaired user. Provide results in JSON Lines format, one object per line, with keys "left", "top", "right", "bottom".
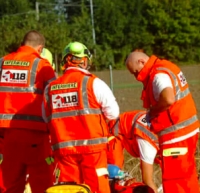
{"left": 62, "top": 41, "right": 92, "bottom": 62}
{"left": 41, "top": 48, "right": 56, "bottom": 70}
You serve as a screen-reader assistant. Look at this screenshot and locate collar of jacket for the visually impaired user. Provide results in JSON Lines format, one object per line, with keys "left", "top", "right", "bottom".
{"left": 136, "top": 55, "right": 158, "bottom": 83}
{"left": 17, "top": 45, "right": 41, "bottom": 58}
{"left": 65, "top": 66, "right": 91, "bottom": 75}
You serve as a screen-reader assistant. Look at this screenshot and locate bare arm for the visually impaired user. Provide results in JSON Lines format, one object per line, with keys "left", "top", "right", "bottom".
{"left": 140, "top": 160, "right": 158, "bottom": 193}
{"left": 149, "top": 87, "right": 175, "bottom": 118}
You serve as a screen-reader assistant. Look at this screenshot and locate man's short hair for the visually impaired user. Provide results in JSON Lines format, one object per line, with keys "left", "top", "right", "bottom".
{"left": 21, "top": 30, "right": 45, "bottom": 47}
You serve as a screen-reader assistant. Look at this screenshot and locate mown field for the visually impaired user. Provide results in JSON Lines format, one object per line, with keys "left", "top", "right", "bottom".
{"left": 93, "top": 65, "right": 200, "bottom": 190}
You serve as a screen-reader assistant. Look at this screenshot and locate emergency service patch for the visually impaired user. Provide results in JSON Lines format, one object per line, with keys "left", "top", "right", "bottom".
{"left": 52, "top": 92, "right": 78, "bottom": 109}
{"left": 137, "top": 114, "right": 148, "bottom": 126}
{"left": 177, "top": 71, "right": 187, "bottom": 87}
{"left": 1, "top": 69, "right": 28, "bottom": 83}
{"left": 51, "top": 83, "right": 78, "bottom": 91}
{"left": 3, "top": 60, "right": 30, "bottom": 66}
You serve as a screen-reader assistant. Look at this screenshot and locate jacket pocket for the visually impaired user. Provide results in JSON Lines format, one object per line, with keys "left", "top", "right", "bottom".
{"left": 162, "top": 147, "right": 190, "bottom": 180}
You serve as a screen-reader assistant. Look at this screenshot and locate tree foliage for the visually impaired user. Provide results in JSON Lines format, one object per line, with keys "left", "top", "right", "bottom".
{"left": 0, "top": 0, "right": 200, "bottom": 71}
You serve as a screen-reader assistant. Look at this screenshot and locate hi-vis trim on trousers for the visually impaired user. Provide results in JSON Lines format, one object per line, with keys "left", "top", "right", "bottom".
{"left": 96, "top": 167, "right": 109, "bottom": 176}
{"left": 163, "top": 147, "right": 188, "bottom": 157}
{"left": 52, "top": 137, "right": 108, "bottom": 151}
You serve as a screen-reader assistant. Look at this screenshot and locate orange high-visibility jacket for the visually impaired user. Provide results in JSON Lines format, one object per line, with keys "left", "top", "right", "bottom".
{"left": 0, "top": 46, "right": 56, "bottom": 131}
{"left": 137, "top": 55, "right": 199, "bottom": 143}
{"left": 43, "top": 68, "right": 109, "bottom": 154}
{"left": 110, "top": 110, "right": 159, "bottom": 158}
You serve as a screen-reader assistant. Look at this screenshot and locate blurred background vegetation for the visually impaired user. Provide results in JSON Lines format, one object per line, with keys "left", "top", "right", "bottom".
{"left": 0, "top": 0, "right": 200, "bottom": 71}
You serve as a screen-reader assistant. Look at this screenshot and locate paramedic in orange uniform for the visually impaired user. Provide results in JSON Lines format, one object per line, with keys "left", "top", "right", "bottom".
{"left": 43, "top": 41, "right": 120, "bottom": 193}
{"left": 125, "top": 51, "right": 199, "bottom": 193}
{"left": 108, "top": 110, "right": 159, "bottom": 193}
{"left": 0, "top": 30, "right": 56, "bottom": 193}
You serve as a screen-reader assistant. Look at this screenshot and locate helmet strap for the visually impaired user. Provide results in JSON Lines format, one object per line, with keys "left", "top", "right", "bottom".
{"left": 63, "top": 55, "right": 90, "bottom": 70}
{"left": 70, "top": 55, "right": 84, "bottom": 65}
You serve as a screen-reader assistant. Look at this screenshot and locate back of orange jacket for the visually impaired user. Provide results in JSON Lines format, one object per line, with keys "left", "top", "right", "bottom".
{"left": 0, "top": 46, "right": 56, "bottom": 131}
{"left": 43, "top": 68, "right": 109, "bottom": 154}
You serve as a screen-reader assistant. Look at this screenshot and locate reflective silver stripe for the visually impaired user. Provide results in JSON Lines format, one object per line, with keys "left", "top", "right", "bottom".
{"left": 52, "top": 137, "right": 108, "bottom": 151}
{"left": 134, "top": 122, "right": 157, "bottom": 141}
{"left": 82, "top": 76, "right": 89, "bottom": 108}
{"left": 47, "top": 77, "right": 57, "bottom": 84}
{"left": 0, "top": 58, "right": 42, "bottom": 94}
{"left": 176, "top": 88, "right": 190, "bottom": 101}
{"left": 44, "top": 84, "right": 51, "bottom": 107}
{"left": 44, "top": 77, "right": 57, "bottom": 88}
{"left": 131, "top": 111, "right": 146, "bottom": 137}
{"left": 0, "top": 86, "right": 42, "bottom": 94}
{"left": 0, "top": 154, "right": 3, "bottom": 160}
{"left": 158, "top": 115, "right": 198, "bottom": 137}
{"left": 0, "top": 114, "right": 44, "bottom": 122}
{"left": 156, "top": 67, "right": 190, "bottom": 101}
{"left": 49, "top": 108, "right": 102, "bottom": 121}
{"left": 30, "top": 58, "right": 40, "bottom": 86}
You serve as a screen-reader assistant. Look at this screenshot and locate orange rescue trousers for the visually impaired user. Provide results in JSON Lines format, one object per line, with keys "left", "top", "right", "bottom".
{"left": 0, "top": 161, "right": 5, "bottom": 192}
{"left": 107, "top": 136, "right": 124, "bottom": 169}
{"left": 1, "top": 129, "right": 54, "bottom": 193}
{"left": 161, "top": 133, "right": 199, "bottom": 193}
{"left": 54, "top": 149, "right": 110, "bottom": 193}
